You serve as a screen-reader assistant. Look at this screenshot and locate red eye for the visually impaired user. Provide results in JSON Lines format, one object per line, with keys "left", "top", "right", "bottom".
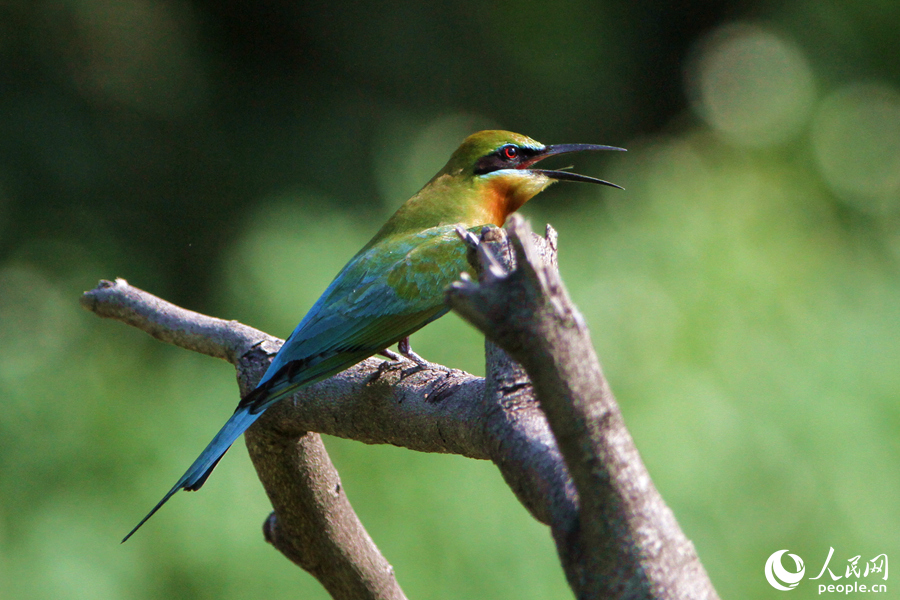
{"left": 502, "top": 145, "right": 518, "bottom": 160}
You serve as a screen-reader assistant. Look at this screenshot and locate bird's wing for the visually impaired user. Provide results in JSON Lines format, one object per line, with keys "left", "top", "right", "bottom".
{"left": 252, "top": 224, "right": 474, "bottom": 402}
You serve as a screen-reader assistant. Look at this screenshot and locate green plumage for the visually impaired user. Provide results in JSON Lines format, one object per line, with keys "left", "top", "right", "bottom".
{"left": 257, "top": 223, "right": 473, "bottom": 399}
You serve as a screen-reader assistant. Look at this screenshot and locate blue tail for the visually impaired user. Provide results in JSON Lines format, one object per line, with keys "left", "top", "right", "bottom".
{"left": 121, "top": 402, "right": 266, "bottom": 543}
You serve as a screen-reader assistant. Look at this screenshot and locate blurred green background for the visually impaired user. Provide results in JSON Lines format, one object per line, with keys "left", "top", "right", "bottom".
{"left": 1, "top": 1, "right": 898, "bottom": 598}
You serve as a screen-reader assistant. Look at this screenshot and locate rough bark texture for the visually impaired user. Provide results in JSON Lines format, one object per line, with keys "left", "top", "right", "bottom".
{"left": 81, "top": 218, "right": 719, "bottom": 600}
{"left": 447, "top": 216, "right": 718, "bottom": 599}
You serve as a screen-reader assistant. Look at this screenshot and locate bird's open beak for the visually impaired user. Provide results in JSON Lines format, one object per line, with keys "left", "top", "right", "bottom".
{"left": 518, "top": 143, "right": 626, "bottom": 189}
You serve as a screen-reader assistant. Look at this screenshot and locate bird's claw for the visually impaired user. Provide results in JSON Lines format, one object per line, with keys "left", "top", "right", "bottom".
{"left": 397, "top": 337, "right": 456, "bottom": 380}
{"left": 369, "top": 340, "right": 452, "bottom": 383}
{"left": 368, "top": 354, "right": 404, "bottom": 383}
{"left": 398, "top": 338, "right": 429, "bottom": 368}
{"left": 378, "top": 348, "right": 402, "bottom": 361}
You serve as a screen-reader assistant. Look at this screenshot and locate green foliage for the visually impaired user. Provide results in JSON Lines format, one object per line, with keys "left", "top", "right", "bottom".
{"left": 1, "top": 1, "right": 898, "bottom": 598}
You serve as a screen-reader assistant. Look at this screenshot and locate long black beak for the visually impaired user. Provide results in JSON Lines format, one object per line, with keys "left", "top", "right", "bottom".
{"left": 521, "top": 143, "right": 626, "bottom": 189}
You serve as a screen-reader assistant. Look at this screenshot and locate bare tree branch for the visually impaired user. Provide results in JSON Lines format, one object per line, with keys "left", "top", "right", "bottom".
{"left": 83, "top": 279, "right": 407, "bottom": 600}
{"left": 80, "top": 278, "right": 274, "bottom": 363}
{"left": 248, "top": 429, "right": 405, "bottom": 600}
{"left": 81, "top": 220, "right": 719, "bottom": 600}
{"left": 447, "top": 216, "right": 718, "bottom": 599}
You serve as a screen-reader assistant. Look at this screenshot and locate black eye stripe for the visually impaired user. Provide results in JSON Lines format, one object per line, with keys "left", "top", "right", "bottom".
{"left": 473, "top": 145, "right": 538, "bottom": 175}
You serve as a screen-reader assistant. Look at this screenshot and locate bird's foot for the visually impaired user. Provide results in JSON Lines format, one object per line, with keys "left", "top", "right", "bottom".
{"left": 369, "top": 339, "right": 454, "bottom": 383}
{"left": 396, "top": 337, "right": 455, "bottom": 379}
{"left": 397, "top": 338, "right": 429, "bottom": 369}
{"left": 378, "top": 348, "right": 402, "bottom": 361}
{"left": 369, "top": 349, "right": 404, "bottom": 382}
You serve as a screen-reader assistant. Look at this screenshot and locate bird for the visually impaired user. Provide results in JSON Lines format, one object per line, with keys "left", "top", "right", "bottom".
{"left": 122, "top": 130, "right": 624, "bottom": 542}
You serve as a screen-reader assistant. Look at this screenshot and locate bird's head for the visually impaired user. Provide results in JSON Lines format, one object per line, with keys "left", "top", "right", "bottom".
{"left": 437, "top": 130, "right": 625, "bottom": 224}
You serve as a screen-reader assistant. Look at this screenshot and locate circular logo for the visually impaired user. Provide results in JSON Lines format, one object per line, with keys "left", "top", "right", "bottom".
{"left": 765, "top": 550, "right": 806, "bottom": 591}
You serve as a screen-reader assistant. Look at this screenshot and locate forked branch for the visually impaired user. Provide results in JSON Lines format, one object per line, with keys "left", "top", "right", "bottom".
{"left": 81, "top": 217, "right": 718, "bottom": 600}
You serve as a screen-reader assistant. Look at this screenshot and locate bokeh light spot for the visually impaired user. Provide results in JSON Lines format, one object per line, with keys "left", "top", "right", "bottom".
{"left": 687, "top": 24, "right": 815, "bottom": 147}
{"left": 812, "top": 82, "right": 900, "bottom": 216}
